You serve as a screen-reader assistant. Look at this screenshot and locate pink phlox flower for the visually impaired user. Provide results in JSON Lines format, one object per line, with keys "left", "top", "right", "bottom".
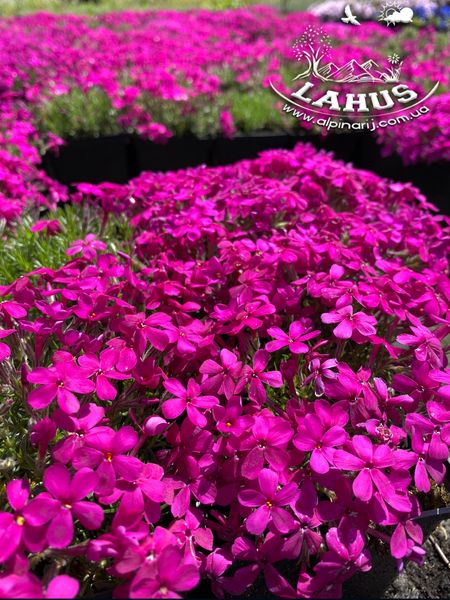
{"left": 397, "top": 323, "right": 444, "bottom": 368}
{"left": 23, "top": 465, "right": 104, "bottom": 548}
{"left": 107, "top": 462, "right": 167, "bottom": 526}
{"left": 303, "top": 357, "right": 338, "bottom": 396}
{"left": 30, "top": 219, "right": 61, "bottom": 236}
{"left": 314, "top": 521, "right": 371, "bottom": 584}
{"left": 213, "top": 396, "right": 254, "bottom": 437}
{"left": 200, "top": 348, "right": 242, "bottom": 399}
{"left": 293, "top": 413, "right": 348, "bottom": 474}
{"left": 321, "top": 305, "right": 377, "bottom": 340}
{"left": 224, "top": 533, "right": 297, "bottom": 597}
{"left": 237, "top": 349, "right": 283, "bottom": 405}
{"left": 72, "top": 293, "right": 114, "bottom": 322}
{"left": 238, "top": 414, "right": 293, "bottom": 479}
{"left": 0, "top": 479, "right": 47, "bottom": 562}
{"left": 405, "top": 413, "right": 448, "bottom": 492}
{"left": 239, "top": 468, "right": 298, "bottom": 535}
{"left": 333, "top": 436, "right": 403, "bottom": 506}
{"left": 66, "top": 233, "right": 106, "bottom": 261}
{"left": 105, "top": 337, "right": 137, "bottom": 372}
{"left": 27, "top": 360, "right": 95, "bottom": 414}
{"left": 121, "top": 311, "right": 171, "bottom": 353}
{"left": 392, "top": 361, "right": 441, "bottom": 404}
{"left": 127, "top": 544, "right": 200, "bottom": 599}
{"left": 266, "top": 320, "right": 320, "bottom": 354}
{"left": 72, "top": 426, "right": 142, "bottom": 496}
{"left": 78, "top": 350, "right": 131, "bottom": 401}
{"left": 163, "top": 378, "right": 219, "bottom": 428}
{"left": 0, "top": 573, "right": 79, "bottom": 598}
{"left": 52, "top": 403, "right": 106, "bottom": 463}
{"left": 169, "top": 507, "right": 214, "bottom": 553}
{"left": 30, "top": 417, "right": 56, "bottom": 459}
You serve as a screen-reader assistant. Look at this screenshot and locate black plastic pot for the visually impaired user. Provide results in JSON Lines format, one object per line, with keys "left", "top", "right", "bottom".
{"left": 210, "top": 131, "right": 295, "bottom": 166}
{"left": 343, "top": 508, "right": 450, "bottom": 599}
{"left": 355, "top": 135, "right": 450, "bottom": 215}
{"left": 131, "top": 135, "right": 214, "bottom": 174}
{"left": 42, "top": 134, "right": 132, "bottom": 185}
{"left": 41, "top": 133, "right": 449, "bottom": 216}
{"left": 298, "top": 131, "right": 364, "bottom": 165}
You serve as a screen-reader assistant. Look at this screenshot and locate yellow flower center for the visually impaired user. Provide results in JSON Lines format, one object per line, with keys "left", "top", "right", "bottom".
{"left": 105, "top": 452, "right": 113, "bottom": 462}
{"left": 15, "top": 515, "right": 25, "bottom": 526}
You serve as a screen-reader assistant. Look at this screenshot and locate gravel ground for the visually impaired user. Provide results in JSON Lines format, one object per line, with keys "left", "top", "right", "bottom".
{"left": 384, "top": 520, "right": 450, "bottom": 599}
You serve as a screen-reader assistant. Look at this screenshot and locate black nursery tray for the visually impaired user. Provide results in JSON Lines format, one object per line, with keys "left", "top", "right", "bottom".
{"left": 42, "top": 134, "right": 132, "bottom": 184}
{"left": 41, "top": 132, "right": 449, "bottom": 215}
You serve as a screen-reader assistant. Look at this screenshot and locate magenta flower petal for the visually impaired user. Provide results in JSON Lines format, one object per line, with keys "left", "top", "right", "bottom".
{"left": 289, "top": 341, "right": 309, "bottom": 354}
{"left": 353, "top": 469, "right": 373, "bottom": 501}
{"left": 172, "top": 486, "right": 190, "bottom": 518}
{"left": 46, "top": 575, "right": 80, "bottom": 599}
{"left": 0, "top": 518, "right": 21, "bottom": 562}
{"left": 266, "top": 339, "right": 288, "bottom": 352}
{"left": 241, "top": 447, "right": 264, "bottom": 479}
{"left": 258, "top": 469, "right": 278, "bottom": 498}
{"left": 310, "top": 448, "right": 330, "bottom": 474}
{"left": 7, "top": 479, "right": 29, "bottom": 511}
{"left": 238, "top": 490, "right": 266, "bottom": 507}
{"left": 352, "top": 435, "right": 373, "bottom": 463}
{"left": 162, "top": 397, "right": 186, "bottom": 419}
{"left": 253, "top": 350, "right": 269, "bottom": 372}
{"left": 259, "top": 371, "right": 283, "bottom": 387}
{"left": 22, "top": 495, "right": 60, "bottom": 526}
{"left": 333, "top": 319, "right": 353, "bottom": 339}
{"left": 274, "top": 482, "right": 298, "bottom": 506}
{"left": 186, "top": 404, "right": 207, "bottom": 427}
{"left": 246, "top": 504, "right": 270, "bottom": 535}
{"left": 28, "top": 384, "right": 57, "bottom": 409}
{"left": 96, "top": 374, "right": 117, "bottom": 400}
{"left": 271, "top": 506, "right": 295, "bottom": 533}
{"left": 0, "top": 341, "right": 11, "bottom": 362}
{"left": 322, "top": 426, "right": 348, "bottom": 447}
{"left": 72, "top": 447, "right": 103, "bottom": 470}
{"left": 44, "top": 465, "right": 71, "bottom": 498}
{"left": 56, "top": 388, "right": 80, "bottom": 414}
{"left": 72, "top": 501, "right": 104, "bottom": 529}
{"left": 113, "top": 455, "right": 143, "bottom": 481}
{"left": 69, "top": 468, "right": 98, "bottom": 501}
{"left": 47, "top": 508, "right": 74, "bottom": 548}
{"left": 249, "top": 378, "right": 266, "bottom": 404}
{"left": 95, "top": 460, "right": 116, "bottom": 495}
{"left": 333, "top": 450, "right": 365, "bottom": 471}
{"left": 113, "top": 426, "right": 138, "bottom": 453}
{"left": 414, "top": 460, "right": 431, "bottom": 492}
{"left": 391, "top": 524, "right": 408, "bottom": 559}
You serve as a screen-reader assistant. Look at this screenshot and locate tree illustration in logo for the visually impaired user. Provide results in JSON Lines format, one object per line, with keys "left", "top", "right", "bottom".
{"left": 292, "top": 26, "right": 333, "bottom": 81}
{"left": 292, "top": 26, "right": 403, "bottom": 84}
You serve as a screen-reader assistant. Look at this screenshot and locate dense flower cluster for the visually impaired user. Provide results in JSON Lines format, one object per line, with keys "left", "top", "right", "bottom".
{"left": 376, "top": 91, "right": 450, "bottom": 164}
{"left": 0, "top": 143, "right": 449, "bottom": 598}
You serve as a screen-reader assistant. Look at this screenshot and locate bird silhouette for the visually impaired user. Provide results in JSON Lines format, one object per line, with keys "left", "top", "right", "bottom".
{"left": 341, "top": 4, "right": 361, "bottom": 25}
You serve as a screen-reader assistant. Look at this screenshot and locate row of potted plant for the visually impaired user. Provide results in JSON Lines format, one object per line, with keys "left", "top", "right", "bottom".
{"left": 0, "top": 141, "right": 449, "bottom": 598}
{"left": 0, "top": 7, "right": 448, "bottom": 168}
